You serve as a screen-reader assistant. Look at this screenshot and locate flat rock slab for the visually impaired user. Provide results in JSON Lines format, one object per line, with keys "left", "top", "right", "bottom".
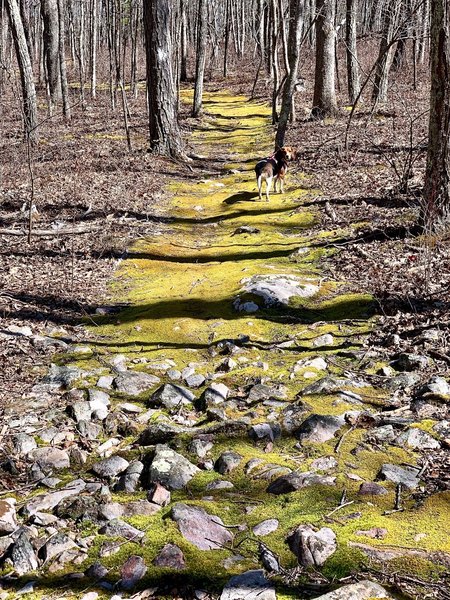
{"left": 113, "top": 371, "right": 160, "bottom": 396}
{"left": 253, "top": 519, "right": 279, "bottom": 537}
{"left": 171, "top": 503, "right": 233, "bottom": 550}
{"left": 220, "top": 570, "right": 276, "bottom": 600}
{"left": 92, "top": 455, "right": 130, "bottom": 478}
{"left": 30, "top": 447, "right": 70, "bottom": 470}
{"left": 150, "top": 383, "right": 195, "bottom": 409}
{"left": 377, "top": 463, "right": 420, "bottom": 490}
{"left": 148, "top": 445, "right": 200, "bottom": 490}
{"left": 313, "top": 580, "right": 393, "bottom": 599}
{"left": 294, "top": 414, "right": 346, "bottom": 443}
{"left": 153, "top": 543, "right": 186, "bottom": 569}
{"left": 234, "top": 274, "right": 319, "bottom": 310}
{"left": 120, "top": 555, "right": 147, "bottom": 590}
{"left": 267, "top": 471, "right": 336, "bottom": 494}
{"left": 23, "top": 479, "right": 86, "bottom": 516}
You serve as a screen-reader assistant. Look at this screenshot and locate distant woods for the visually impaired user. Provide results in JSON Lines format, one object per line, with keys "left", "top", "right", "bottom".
{"left": 1, "top": 0, "right": 450, "bottom": 228}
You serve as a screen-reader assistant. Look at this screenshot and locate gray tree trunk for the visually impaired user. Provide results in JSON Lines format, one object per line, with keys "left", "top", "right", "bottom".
{"left": 424, "top": 0, "right": 450, "bottom": 230}
{"left": 41, "top": 0, "right": 61, "bottom": 111}
{"left": 346, "top": 0, "right": 360, "bottom": 104}
{"left": 372, "top": 1, "right": 401, "bottom": 104}
{"left": 143, "top": 0, "right": 184, "bottom": 158}
{"left": 312, "top": 0, "right": 338, "bottom": 118}
{"left": 192, "top": 0, "right": 207, "bottom": 117}
{"left": 57, "top": 0, "right": 70, "bottom": 119}
{"left": 6, "top": 0, "right": 38, "bottom": 143}
{"left": 276, "top": 0, "right": 304, "bottom": 148}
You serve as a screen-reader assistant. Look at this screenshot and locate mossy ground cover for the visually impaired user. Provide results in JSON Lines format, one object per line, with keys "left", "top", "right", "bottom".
{"left": 20, "top": 91, "right": 449, "bottom": 597}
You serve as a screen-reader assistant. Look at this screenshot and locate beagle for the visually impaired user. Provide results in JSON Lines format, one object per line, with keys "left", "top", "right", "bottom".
{"left": 255, "top": 146, "right": 297, "bottom": 201}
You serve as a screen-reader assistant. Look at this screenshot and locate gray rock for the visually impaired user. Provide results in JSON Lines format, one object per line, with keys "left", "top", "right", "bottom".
{"left": 206, "top": 480, "right": 234, "bottom": 490}
{"left": 113, "top": 371, "right": 160, "bottom": 396}
{"left": 204, "top": 383, "right": 229, "bottom": 406}
{"left": 23, "top": 479, "right": 86, "bottom": 516}
{"left": 281, "top": 401, "right": 312, "bottom": 433}
{"left": 249, "top": 423, "right": 281, "bottom": 443}
{"left": 150, "top": 383, "right": 195, "bottom": 410}
{"left": 13, "top": 433, "right": 37, "bottom": 456}
{"left": 287, "top": 524, "right": 337, "bottom": 567}
{"left": 220, "top": 570, "right": 276, "bottom": 600}
{"left": 252, "top": 519, "right": 279, "bottom": 537}
{"left": 358, "top": 482, "right": 388, "bottom": 496}
{"left": 29, "top": 447, "right": 70, "bottom": 471}
{"left": 171, "top": 503, "right": 233, "bottom": 550}
{"left": 394, "top": 428, "right": 440, "bottom": 450}
{"left": 92, "top": 456, "right": 130, "bottom": 478}
{"left": 122, "top": 500, "right": 161, "bottom": 518}
{"left": 120, "top": 555, "right": 147, "bottom": 590}
{"left": 377, "top": 464, "right": 420, "bottom": 490}
{"left": 148, "top": 445, "right": 200, "bottom": 490}
{"left": 43, "top": 364, "right": 84, "bottom": 388}
{"left": 294, "top": 414, "right": 345, "bottom": 443}
{"left": 99, "top": 519, "right": 144, "bottom": 541}
{"left": 40, "top": 533, "right": 77, "bottom": 561}
{"left": 369, "top": 425, "right": 397, "bottom": 443}
{"left": 313, "top": 334, "right": 335, "bottom": 347}
{"left": 237, "top": 274, "right": 319, "bottom": 308}
{"left": 77, "top": 420, "right": 102, "bottom": 440}
{"left": 189, "top": 436, "right": 214, "bottom": 458}
{"left": 115, "top": 460, "right": 144, "bottom": 492}
{"left": 434, "top": 420, "right": 450, "bottom": 438}
{"left": 167, "top": 369, "right": 182, "bottom": 381}
{"left": 385, "top": 372, "right": 420, "bottom": 391}
{"left": 0, "top": 499, "right": 17, "bottom": 535}
{"left": 312, "top": 580, "right": 393, "bottom": 599}
{"left": 416, "top": 376, "right": 450, "bottom": 399}
{"left": 71, "top": 402, "right": 93, "bottom": 423}
{"left": 215, "top": 451, "right": 242, "bottom": 474}
{"left": 185, "top": 374, "right": 206, "bottom": 389}
{"left": 85, "top": 561, "right": 109, "bottom": 579}
{"left": 267, "top": 471, "right": 335, "bottom": 494}
{"left": 138, "top": 422, "right": 185, "bottom": 446}
{"left": 153, "top": 543, "right": 186, "bottom": 569}
{"left": 301, "top": 376, "right": 366, "bottom": 396}
{"left": 391, "top": 353, "right": 428, "bottom": 372}
{"left": 88, "top": 388, "right": 110, "bottom": 406}
{"left": 310, "top": 456, "right": 338, "bottom": 472}
{"left": 247, "top": 383, "right": 287, "bottom": 404}
{"left": 10, "top": 532, "right": 38, "bottom": 575}
{"left": 97, "top": 375, "right": 114, "bottom": 389}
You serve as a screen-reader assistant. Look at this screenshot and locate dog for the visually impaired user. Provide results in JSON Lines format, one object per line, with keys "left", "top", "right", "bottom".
{"left": 255, "top": 146, "right": 296, "bottom": 201}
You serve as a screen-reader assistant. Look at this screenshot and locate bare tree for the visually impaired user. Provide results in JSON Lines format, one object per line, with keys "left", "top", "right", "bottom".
{"left": 346, "top": 0, "right": 360, "bottom": 104}
{"left": 372, "top": 1, "right": 401, "bottom": 104}
{"left": 312, "top": 0, "right": 338, "bottom": 118}
{"left": 423, "top": 0, "right": 450, "bottom": 229}
{"left": 275, "top": 0, "right": 304, "bottom": 147}
{"left": 41, "top": 0, "right": 60, "bottom": 112}
{"left": 5, "top": 0, "right": 38, "bottom": 143}
{"left": 192, "top": 0, "right": 207, "bottom": 117}
{"left": 143, "top": 0, "right": 184, "bottom": 158}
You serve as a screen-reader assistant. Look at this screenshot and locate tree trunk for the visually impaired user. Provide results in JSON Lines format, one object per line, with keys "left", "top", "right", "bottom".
{"left": 6, "top": 0, "right": 38, "bottom": 143}
{"left": 423, "top": 0, "right": 450, "bottom": 230}
{"left": 143, "top": 0, "right": 184, "bottom": 158}
{"left": 192, "top": 0, "right": 207, "bottom": 117}
{"left": 346, "top": 0, "right": 360, "bottom": 104}
{"left": 180, "top": 0, "right": 188, "bottom": 81}
{"left": 57, "top": 0, "right": 70, "bottom": 120}
{"left": 90, "top": 0, "right": 97, "bottom": 98}
{"left": 41, "top": 0, "right": 60, "bottom": 111}
{"left": 372, "top": 0, "right": 401, "bottom": 104}
{"left": 276, "top": 0, "right": 304, "bottom": 148}
{"left": 312, "top": 0, "right": 338, "bottom": 118}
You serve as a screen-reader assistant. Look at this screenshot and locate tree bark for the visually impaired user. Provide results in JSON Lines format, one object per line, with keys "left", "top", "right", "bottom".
{"left": 57, "top": 0, "right": 70, "bottom": 120}
{"left": 192, "top": 0, "right": 207, "bottom": 117}
{"left": 276, "top": 0, "right": 304, "bottom": 147}
{"left": 423, "top": 0, "right": 450, "bottom": 230}
{"left": 5, "top": 0, "right": 38, "bottom": 143}
{"left": 312, "top": 0, "right": 338, "bottom": 118}
{"left": 372, "top": 0, "right": 401, "bottom": 104}
{"left": 346, "top": 0, "right": 360, "bottom": 104}
{"left": 143, "top": 0, "right": 184, "bottom": 158}
{"left": 41, "top": 0, "right": 61, "bottom": 111}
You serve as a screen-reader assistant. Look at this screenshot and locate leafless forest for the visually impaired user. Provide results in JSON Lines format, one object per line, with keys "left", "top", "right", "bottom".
{"left": 0, "top": 0, "right": 449, "bottom": 598}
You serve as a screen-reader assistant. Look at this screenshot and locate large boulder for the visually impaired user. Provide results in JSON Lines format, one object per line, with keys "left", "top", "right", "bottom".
{"left": 287, "top": 524, "right": 337, "bottom": 567}
{"left": 147, "top": 445, "right": 200, "bottom": 490}
{"left": 234, "top": 274, "right": 319, "bottom": 311}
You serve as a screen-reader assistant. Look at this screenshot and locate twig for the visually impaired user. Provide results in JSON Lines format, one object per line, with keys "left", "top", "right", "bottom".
{"left": 325, "top": 500, "right": 355, "bottom": 518}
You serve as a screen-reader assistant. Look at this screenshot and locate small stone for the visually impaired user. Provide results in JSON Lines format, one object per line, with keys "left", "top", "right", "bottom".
{"left": 416, "top": 375, "right": 450, "bottom": 398}
{"left": 115, "top": 460, "right": 144, "bottom": 492}
{"left": 391, "top": 353, "right": 428, "bottom": 372}
{"left": 85, "top": 561, "right": 109, "bottom": 579}
{"left": 13, "top": 434, "right": 37, "bottom": 456}
{"left": 97, "top": 375, "right": 114, "bottom": 389}
{"left": 294, "top": 414, "right": 345, "bottom": 443}
{"left": 23, "top": 479, "right": 86, "bottom": 516}
{"left": 77, "top": 420, "right": 102, "bottom": 440}
{"left": 267, "top": 471, "right": 335, "bottom": 494}
{"left": 185, "top": 374, "right": 206, "bottom": 388}
{"left": 385, "top": 372, "right": 420, "bottom": 391}
{"left": 287, "top": 524, "right": 337, "bottom": 567}
{"left": 310, "top": 456, "right": 338, "bottom": 472}
{"left": 117, "top": 402, "right": 143, "bottom": 414}
{"left": 40, "top": 533, "right": 77, "bottom": 561}
{"left": 138, "top": 422, "right": 185, "bottom": 446}
{"left": 147, "top": 482, "right": 171, "bottom": 506}
{"left": 30, "top": 447, "right": 70, "bottom": 471}
{"left": 394, "top": 428, "right": 440, "bottom": 450}
{"left": 171, "top": 503, "right": 233, "bottom": 550}
{"left": 0, "top": 499, "right": 17, "bottom": 534}
{"left": 189, "top": 436, "right": 214, "bottom": 458}
{"left": 148, "top": 445, "right": 200, "bottom": 490}
{"left": 99, "top": 519, "right": 144, "bottom": 541}
{"left": 311, "top": 580, "right": 393, "bottom": 599}
{"left": 248, "top": 423, "right": 281, "bottom": 443}
{"left": 92, "top": 455, "right": 130, "bottom": 478}
{"left": 167, "top": 369, "right": 182, "bottom": 381}
{"left": 153, "top": 543, "right": 186, "bottom": 569}
{"left": 377, "top": 463, "right": 420, "bottom": 490}
{"left": 313, "top": 333, "right": 334, "bottom": 347}
{"left": 356, "top": 528, "right": 388, "bottom": 539}
{"left": 113, "top": 371, "right": 160, "bottom": 396}
{"left": 204, "top": 383, "right": 229, "bottom": 406}
{"left": 206, "top": 480, "right": 234, "bottom": 490}
{"left": 150, "top": 383, "right": 195, "bottom": 410}
{"left": 10, "top": 532, "right": 38, "bottom": 575}
{"left": 220, "top": 570, "right": 276, "bottom": 600}
{"left": 215, "top": 451, "right": 242, "bottom": 474}
{"left": 120, "top": 555, "right": 147, "bottom": 590}
{"left": 252, "top": 519, "right": 279, "bottom": 536}
{"left": 358, "top": 482, "right": 388, "bottom": 496}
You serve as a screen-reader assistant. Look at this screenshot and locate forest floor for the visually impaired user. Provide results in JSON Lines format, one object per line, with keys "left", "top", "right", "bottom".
{"left": 0, "top": 72, "right": 449, "bottom": 600}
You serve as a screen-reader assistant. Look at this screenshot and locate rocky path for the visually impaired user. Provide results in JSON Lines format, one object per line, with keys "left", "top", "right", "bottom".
{"left": 1, "top": 91, "right": 449, "bottom": 600}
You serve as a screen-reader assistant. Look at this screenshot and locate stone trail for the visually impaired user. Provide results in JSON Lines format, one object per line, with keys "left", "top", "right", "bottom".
{"left": 0, "top": 91, "right": 449, "bottom": 599}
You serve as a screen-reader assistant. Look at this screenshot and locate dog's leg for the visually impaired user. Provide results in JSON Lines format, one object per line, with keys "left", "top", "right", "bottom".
{"left": 257, "top": 175, "right": 263, "bottom": 200}
{"left": 266, "top": 176, "right": 273, "bottom": 201}
{"left": 280, "top": 176, "right": 284, "bottom": 194}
